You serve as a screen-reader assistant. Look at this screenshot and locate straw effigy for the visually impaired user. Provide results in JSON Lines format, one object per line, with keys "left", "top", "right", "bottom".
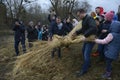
{"left": 12, "top": 20, "right": 95, "bottom": 79}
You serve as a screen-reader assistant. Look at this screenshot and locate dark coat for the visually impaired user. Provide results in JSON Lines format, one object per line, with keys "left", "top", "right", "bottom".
{"left": 64, "top": 22, "right": 73, "bottom": 34}
{"left": 27, "top": 26, "right": 38, "bottom": 42}
{"left": 99, "top": 21, "right": 111, "bottom": 39}
{"left": 49, "top": 22, "right": 69, "bottom": 38}
{"left": 48, "top": 14, "right": 57, "bottom": 23}
{"left": 13, "top": 24, "right": 25, "bottom": 41}
{"left": 76, "top": 15, "right": 97, "bottom": 37}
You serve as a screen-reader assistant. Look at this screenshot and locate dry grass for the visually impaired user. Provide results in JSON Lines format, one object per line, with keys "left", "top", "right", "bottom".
{"left": 12, "top": 21, "right": 85, "bottom": 79}
{"left": 0, "top": 22, "right": 120, "bottom": 80}
{"left": 10, "top": 42, "right": 120, "bottom": 80}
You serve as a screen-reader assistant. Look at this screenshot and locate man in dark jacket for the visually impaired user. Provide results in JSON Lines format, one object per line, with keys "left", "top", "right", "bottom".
{"left": 48, "top": 9, "right": 57, "bottom": 23}
{"left": 73, "top": 9, "right": 97, "bottom": 77}
{"left": 13, "top": 20, "right": 26, "bottom": 56}
{"left": 49, "top": 16, "right": 68, "bottom": 58}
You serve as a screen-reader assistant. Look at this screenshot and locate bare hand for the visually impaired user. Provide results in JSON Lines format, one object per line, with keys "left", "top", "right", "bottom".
{"left": 48, "top": 37, "right": 52, "bottom": 42}
{"left": 72, "top": 32, "right": 77, "bottom": 39}
{"left": 81, "top": 36, "right": 86, "bottom": 41}
{"left": 102, "top": 30, "right": 107, "bottom": 33}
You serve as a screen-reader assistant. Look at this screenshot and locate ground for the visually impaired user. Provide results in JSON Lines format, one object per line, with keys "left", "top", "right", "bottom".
{"left": 0, "top": 31, "right": 120, "bottom": 80}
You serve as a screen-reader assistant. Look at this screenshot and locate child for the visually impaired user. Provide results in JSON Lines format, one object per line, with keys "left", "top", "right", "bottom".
{"left": 94, "top": 12, "right": 120, "bottom": 79}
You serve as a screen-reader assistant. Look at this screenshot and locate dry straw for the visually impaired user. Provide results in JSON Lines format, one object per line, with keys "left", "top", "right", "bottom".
{"left": 12, "top": 20, "right": 95, "bottom": 79}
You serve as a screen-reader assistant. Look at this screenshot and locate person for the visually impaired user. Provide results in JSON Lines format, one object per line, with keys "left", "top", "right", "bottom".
{"left": 95, "top": 11, "right": 113, "bottom": 62}
{"left": 92, "top": 7, "right": 106, "bottom": 57}
{"left": 91, "top": 17, "right": 101, "bottom": 57}
{"left": 64, "top": 17, "right": 73, "bottom": 34}
{"left": 95, "top": 6, "right": 104, "bottom": 16}
{"left": 48, "top": 16, "right": 68, "bottom": 59}
{"left": 13, "top": 19, "right": 26, "bottom": 56}
{"left": 90, "top": 12, "right": 97, "bottom": 19}
{"left": 72, "top": 18, "right": 78, "bottom": 27}
{"left": 48, "top": 9, "right": 57, "bottom": 23}
{"left": 35, "top": 22, "right": 43, "bottom": 40}
{"left": 42, "top": 25, "right": 48, "bottom": 41}
{"left": 72, "top": 8, "right": 97, "bottom": 77}
{"left": 95, "top": 7, "right": 105, "bottom": 23}
{"left": 63, "top": 17, "right": 73, "bottom": 48}
{"left": 27, "top": 21, "right": 37, "bottom": 48}
{"left": 94, "top": 12, "right": 120, "bottom": 79}
{"left": 110, "top": 11, "right": 118, "bottom": 21}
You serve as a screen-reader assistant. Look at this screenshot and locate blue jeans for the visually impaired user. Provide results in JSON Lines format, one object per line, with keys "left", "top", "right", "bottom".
{"left": 105, "top": 57, "right": 113, "bottom": 72}
{"left": 81, "top": 42, "right": 94, "bottom": 72}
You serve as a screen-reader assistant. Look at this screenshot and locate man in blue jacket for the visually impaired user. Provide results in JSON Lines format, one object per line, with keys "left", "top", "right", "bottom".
{"left": 13, "top": 20, "right": 26, "bottom": 56}
{"left": 48, "top": 16, "right": 68, "bottom": 58}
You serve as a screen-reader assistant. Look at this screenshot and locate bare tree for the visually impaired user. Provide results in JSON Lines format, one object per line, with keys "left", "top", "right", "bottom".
{"left": 49, "top": 0, "right": 59, "bottom": 15}
{"left": 49, "top": 0, "right": 78, "bottom": 18}
{"left": 0, "top": 1, "right": 7, "bottom": 29}
{"left": 49, "top": 0, "right": 92, "bottom": 19}
{"left": 5, "top": 0, "right": 36, "bottom": 19}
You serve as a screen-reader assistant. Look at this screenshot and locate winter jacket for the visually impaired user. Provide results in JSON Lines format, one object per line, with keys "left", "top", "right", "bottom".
{"left": 76, "top": 15, "right": 97, "bottom": 37}
{"left": 64, "top": 22, "right": 73, "bottom": 34}
{"left": 49, "top": 22, "right": 68, "bottom": 38}
{"left": 99, "top": 21, "right": 111, "bottom": 39}
{"left": 13, "top": 24, "right": 25, "bottom": 41}
{"left": 48, "top": 14, "right": 57, "bottom": 23}
{"left": 105, "top": 33, "right": 120, "bottom": 60}
{"left": 27, "top": 26, "right": 38, "bottom": 42}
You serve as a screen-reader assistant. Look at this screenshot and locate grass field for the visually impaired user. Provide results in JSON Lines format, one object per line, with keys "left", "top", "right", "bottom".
{"left": 0, "top": 34, "right": 120, "bottom": 80}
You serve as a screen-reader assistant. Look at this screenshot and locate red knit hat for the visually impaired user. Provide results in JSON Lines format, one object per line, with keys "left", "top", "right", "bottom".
{"left": 105, "top": 12, "right": 114, "bottom": 21}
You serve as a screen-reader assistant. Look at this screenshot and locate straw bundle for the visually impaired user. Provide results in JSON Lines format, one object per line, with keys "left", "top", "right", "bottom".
{"left": 12, "top": 20, "right": 95, "bottom": 79}
{"left": 49, "top": 20, "right": 95, "bottom": 47}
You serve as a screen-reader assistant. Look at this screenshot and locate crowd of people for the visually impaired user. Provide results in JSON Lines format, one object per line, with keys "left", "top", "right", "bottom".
{"left": 12, "top": 6, "right": 120, "bottom": 79}
{"left": 73, "top": 7, "right": 120, "bottom": 79}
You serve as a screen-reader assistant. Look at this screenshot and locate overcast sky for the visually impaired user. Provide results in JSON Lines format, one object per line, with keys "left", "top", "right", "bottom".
{"left": 37, "top": 0, "right": 120, "bottom": 13}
